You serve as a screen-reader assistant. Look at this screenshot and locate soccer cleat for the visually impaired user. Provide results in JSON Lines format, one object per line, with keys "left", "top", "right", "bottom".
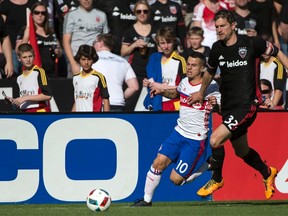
{"left": 263, "top": 166, "right": 278, "bottom": 199}
{"left": 197, "top": 179, "right": 224, "bottom": 197}
{"left": 131, "top": 198, "right": 152, "bottom": 207}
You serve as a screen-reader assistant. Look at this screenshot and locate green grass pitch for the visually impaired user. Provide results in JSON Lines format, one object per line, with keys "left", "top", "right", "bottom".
{"left": 0, "top": 201, "right": 288, "bottom": 216}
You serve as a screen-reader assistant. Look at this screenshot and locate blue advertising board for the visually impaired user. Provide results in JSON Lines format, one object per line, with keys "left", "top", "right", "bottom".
{"left": 0, "top": 113, "right": 211, "bottom": 204}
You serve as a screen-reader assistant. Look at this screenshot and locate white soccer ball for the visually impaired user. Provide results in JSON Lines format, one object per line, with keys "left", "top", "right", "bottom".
{"left": 86, "top": 188, "right": 111, "bottom": 212}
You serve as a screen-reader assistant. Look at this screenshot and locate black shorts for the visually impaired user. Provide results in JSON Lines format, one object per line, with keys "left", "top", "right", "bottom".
{"left": 222, "top": 104, "right": 258, "bottom": 141}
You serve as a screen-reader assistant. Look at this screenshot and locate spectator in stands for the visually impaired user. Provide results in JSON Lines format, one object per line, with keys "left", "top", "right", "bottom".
{"left": 0, "top": 0, "right": 39, "bottom": 75}
{"left": 12, "top": 43, "right": 52, "bottom": 112}
{"left": 277, "top": 1, "right": 288, "bottom": 55}
{"left": 150, "top": 0, "right": 186, "bottom": 49}
{"left": 72, "top": 44, "right": 110, "bottom": 112}
{"left": 92, "top": 33, "right": 139, "bottom": 112}
{"left": 143, "top": 27, "right": 186, "bottom": 111}
{"left": 62, "top": 0, "right": 109, "bottom": 77}
{"left": 183, "top": 26, "right": 210, "bottom": 61}
{"left": 0, "top": 15, "right": 13, "bottom": 79}
{"left": 94, "top": 0, "right": 136, "bottom": 55}
{"left": 232, "top": 0, "right": 259, "bottom": 37}
{"left": 260, "top": 54, "right": 286, "bottom": 109}
{"left": 259, "top": 79, "right": 283, "bottom": 110}
{"left": 192, "top": 0, "right": 227, "bottom": 48}
{"left": 182, "top": 0, "right": 200, "bottom": 28}
{"left": 121, "top": 0, "right": 157, "bottom": 111}
{"left": 53, "top": 0, "right": 79, "bottom": 41}
{"left": 248, "top": 0, "right": 275, "bottom": 40}
{"left": 16, "top": 2, "right": 63, "bottom": 78}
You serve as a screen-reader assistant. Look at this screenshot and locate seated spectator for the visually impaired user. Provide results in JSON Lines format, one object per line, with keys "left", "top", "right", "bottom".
{"left": 260, "top": 54, "right": 286, "bottom": 110}
{"left": 16, "top": 2, "right": 63, "bottom": 78}
{"left": 72, "top": 45, "right": 110, "bottom": 112}
{"left": 92, "top": 33, "right": 139, "bottom": 112}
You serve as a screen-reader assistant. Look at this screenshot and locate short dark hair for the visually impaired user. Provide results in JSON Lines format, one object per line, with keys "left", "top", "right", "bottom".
{"left": 214, "top": 9, "right": 235, "bottom": 24}
{"left": 97, "top": 33, "right": 115, "bottom": 50}
{"left": 188, "top": 52, "right": 206, "bottom": 66}
{"left": 17, "top": 43, "right": 34, "bottom": 57}
{"left": 260, "top": 79, "right": 272, "bottom": 91}
{"left": 74, "top": 44, "right": 99, "bottom": 63}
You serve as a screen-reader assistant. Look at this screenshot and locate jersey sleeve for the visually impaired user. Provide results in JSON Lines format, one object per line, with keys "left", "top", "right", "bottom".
{"left": 98, "top": 74, "right": 110, "bottom": 99}
{"left": 273, "top": 58, "right": 286, "bottom": 90}
{"left": 37, "top": 68, "right": 53, "bottom": 96}
{"left": 252, "top": 37, "right": 279, "bottom": 57}
{"left": 204, "top": 80, "right": 221, "bottom": 105}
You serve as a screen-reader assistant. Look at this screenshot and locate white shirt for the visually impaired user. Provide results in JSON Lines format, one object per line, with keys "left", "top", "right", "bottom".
{"left": 92, "top": 50, "right": 136, "bottom": 106}
{"left": 175, "top": 78, "right": 221, "bottom": 140}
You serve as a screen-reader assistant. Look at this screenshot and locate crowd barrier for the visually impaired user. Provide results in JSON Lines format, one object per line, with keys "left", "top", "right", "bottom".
{"left": 0, "top": 79, "right": 287, "bottom": 204}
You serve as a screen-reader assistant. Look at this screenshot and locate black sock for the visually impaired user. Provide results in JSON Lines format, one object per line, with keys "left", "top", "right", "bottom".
{"left": 211, "top": 146, "right": 225, "bottom": 182}
{"left": 242, "top": 148, "right": 270, "bottom": 179}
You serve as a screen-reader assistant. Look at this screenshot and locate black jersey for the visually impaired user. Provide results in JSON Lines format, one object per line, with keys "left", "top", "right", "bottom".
{"left": 150, "top": 0, "right": 185, "bottom": 46}
{"left": 122, "top": 26, "right": 157, "bottom": 78}
{"left": 0, "top": 0, "right": 38, "bottom": 49}
{"left": 94, "top": 0, "right": 135, "bottom": 55}
{"left": 233, "top": 11, "right": 260, "bottom": 36}
{"left": 0, "top": 15, "right": 7, "bottom": 38}
{"left": 207, "top": 35, "right": 278, "bottom": 110}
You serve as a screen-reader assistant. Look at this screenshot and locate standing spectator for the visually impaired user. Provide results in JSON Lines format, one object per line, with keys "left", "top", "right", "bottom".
{"left": 183, "top": 26, "right": 211, "bottom": 61}
{"left": 53, "top": 0, "right": 79, "bottom": 41}
{"left": 62, "top": 0, "right": 109, "bottom": 77}
{"left": 277, "top": 1, "right": 288, "bottom": 55}
{"left": 121, "top": 0, "right": 157, "bottom": 111}
{"left": 182, "top": 0, "right": 200, "bottom": 28}
{"left": 0, "top": 0, "right": 39, "bottom": 75}
{"left": 143, "top": 27, "right": 186, "bottom": 111}
{"left": 72, "top": 44, "right": 110, "bottom": 112}
{"left": 232, "top": 0, "right": 259, "bottom": 37}
{"left": 150, "top": 0, "right": 186, "bottom": 48}
{"left": 94, "top": 0, "right": 136, "bottom": 55}
{"left": 132, "top": 52, "right": 220, "bottom": 207}
{"left": 12, "top": 43, "right": 52, "bottom": 112}
{"left": 0, "top": 15, "right": 13, "bottom": 79}
{"left": 188, "top": 9, "right": 288, "bottom": 200}
{"left": 92, "top": 33, "right": 139, "bottom": 112}
{"left": 192, "top": 0, "right": 227, "bottom": 48}
{"left": 16, "top": 2, "right": 63, "bottom": 78}
{"left": 260, "top": 54, "right": 286, "bottom": 109}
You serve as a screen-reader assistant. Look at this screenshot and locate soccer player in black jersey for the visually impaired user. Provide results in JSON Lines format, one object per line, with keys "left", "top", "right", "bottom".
{"left": 188, "top": 9, "right": 288, "bottom": 200}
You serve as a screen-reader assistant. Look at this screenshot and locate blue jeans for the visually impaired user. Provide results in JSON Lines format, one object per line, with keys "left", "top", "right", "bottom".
{"left": 279, "top": 36, "right": 288, "bottom": 56}
{"left": 12, "top": 49, "right": 21, "bottom": 75}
